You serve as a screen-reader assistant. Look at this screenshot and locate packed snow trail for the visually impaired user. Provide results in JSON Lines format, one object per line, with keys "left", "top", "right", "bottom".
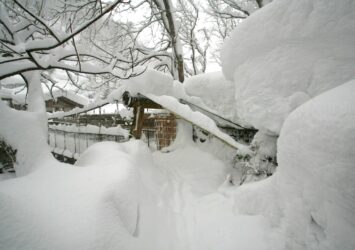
{"left": 133, "top": 122, "right": 271, "bottom": 250}
{"left": 147, "top": 146, "right": 271, "bottom": 250}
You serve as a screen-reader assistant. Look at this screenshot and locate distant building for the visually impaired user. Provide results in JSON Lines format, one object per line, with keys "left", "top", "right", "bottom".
{"left": 44, "top": 89, "right": 89, "bottom": 113}
{"left": 0, "top": 88, "right": 89, "bottom": 113}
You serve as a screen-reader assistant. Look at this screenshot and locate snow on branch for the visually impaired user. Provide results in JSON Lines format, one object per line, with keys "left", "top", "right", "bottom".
{"left": 0, "top": 0, "right": 145, "bottom": 82}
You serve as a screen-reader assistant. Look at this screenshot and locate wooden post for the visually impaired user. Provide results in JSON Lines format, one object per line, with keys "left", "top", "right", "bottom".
{"left": 131, "top": 104, "right": 145, "bottom": 139}
{"left": 123, "top": 92, "right": 162, "bottom": 139}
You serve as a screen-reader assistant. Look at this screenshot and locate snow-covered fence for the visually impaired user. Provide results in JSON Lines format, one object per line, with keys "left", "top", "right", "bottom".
{"left": 48, "top": 122, "right": 129, "bottom": 162}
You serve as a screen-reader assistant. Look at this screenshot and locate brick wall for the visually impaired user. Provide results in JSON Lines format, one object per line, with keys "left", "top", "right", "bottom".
{"left": 154, "top": 114, "right": 177, "bottom": 150}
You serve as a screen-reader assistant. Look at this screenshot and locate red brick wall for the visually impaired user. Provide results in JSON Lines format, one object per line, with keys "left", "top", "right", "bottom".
{"left": 154, "top": 114, "right": 177, "bottom": 150}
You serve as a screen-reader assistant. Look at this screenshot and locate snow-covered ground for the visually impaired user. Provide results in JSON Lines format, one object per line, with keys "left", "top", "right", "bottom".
{"left": 1, "top": 0, "right": 355, "bottom": 249}
{"left": 2, "top": 82, "right": 354, "bottom": 249}
{"left": 0, "top": 118, "right": 272, "bottom": 250}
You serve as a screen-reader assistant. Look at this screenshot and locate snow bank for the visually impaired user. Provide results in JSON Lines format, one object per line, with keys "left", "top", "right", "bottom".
{"left": 275, "top": 80, "right": 355, "bottom": 249}
{"left": 0, "top": 141, "right": 151, "bottom": 250}
{"left": 0, "top": 100, "right": 51, "bottom": 176}
{"left": 221, "top": 0, "right": 355, "bottom": 134}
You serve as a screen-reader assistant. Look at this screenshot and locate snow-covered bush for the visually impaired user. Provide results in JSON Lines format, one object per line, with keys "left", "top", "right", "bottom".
{"left": 232, "top": 132, "right": 277, "bottom": 185}
{"left": 221, "top": 0, "right": 355, "bottom": 184}
{"left": 221, "top": 0, "right": 355, "bottom": 135}
{"left": 0, "top": 141, "right": 16, "bottom": 174}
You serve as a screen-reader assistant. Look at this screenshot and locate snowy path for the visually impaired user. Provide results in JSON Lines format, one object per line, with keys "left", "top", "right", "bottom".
{"left": 0, "top": 137, "right": 272, "bottom": 250}
{"left": 139, "top": 144, "right": 271, "bottom": 250}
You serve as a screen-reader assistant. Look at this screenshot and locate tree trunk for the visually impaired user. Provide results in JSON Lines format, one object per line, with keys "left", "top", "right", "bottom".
{"left": 161, "top": 0, "right": 185, "bottom": 82}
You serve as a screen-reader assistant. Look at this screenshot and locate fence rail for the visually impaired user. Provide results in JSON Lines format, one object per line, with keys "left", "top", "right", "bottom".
{"left": 48, "top": 126, "right": 128, "bottom": 162}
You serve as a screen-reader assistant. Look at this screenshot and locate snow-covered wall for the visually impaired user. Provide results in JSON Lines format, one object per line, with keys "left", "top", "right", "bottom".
{"left": 221, "top": 0, "right": 355, "bottom": 134}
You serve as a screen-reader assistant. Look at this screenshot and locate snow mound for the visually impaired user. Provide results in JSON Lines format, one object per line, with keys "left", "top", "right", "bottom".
{"left": 0, "top": 100, "right": 50, "bottom": 176}
{"left": 184, "top": 72, "right": 236, "bottom": 121}
{"left": 221, "top": 0, "right": 355, "bottom": 134}
{"left": 0, "top": 140, "right": 150, "bottom": 250}
{"left": 276, "top": 79, "right": 355, "bottom": 249}
{"left": 110, "top": 69, "right": 177, "bottom": 98}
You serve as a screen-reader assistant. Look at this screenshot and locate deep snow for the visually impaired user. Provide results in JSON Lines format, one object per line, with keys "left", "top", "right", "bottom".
{"left": 275, "top": 80, "right": 355, "bottom": 249}
{"left": 1, "top": 0, "right": 355, "bottom": 249}
{"left": 222, "top": 0, "right": 355, "bottom": 134}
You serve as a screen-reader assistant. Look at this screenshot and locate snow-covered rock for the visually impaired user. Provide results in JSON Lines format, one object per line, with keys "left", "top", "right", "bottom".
{"left": 275, "top": 80, "right": 355, "bottom": 249}
{"left": 221, "top": 0, "right": 355, "bottom": 134}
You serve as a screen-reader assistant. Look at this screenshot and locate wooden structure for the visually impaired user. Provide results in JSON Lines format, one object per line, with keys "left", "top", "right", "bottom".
{"left": 0, "top": 97, "right": 26, "bottom": 110}
{"left": 123, "top": 91, "right": 162, "bottom": 139}
{"left": 46, "top": 96, "right": 85, "bottom": 113}
{"left": 122, "top": 91, "right": 257, "bottom": 150}
{"left": 45, "top": 90, "right": 257, "bottom": 163}
{"left": 51, "top": 114, "right": 131, "bottom": 129}
{"left": 0, "top": 89, "right": 87, "bottom": 112}
{"left": 48, "top": 121, "right": 128, "bottom": 163}
{"left": 122, "top": 91, "right": 177, "bottom": 149}
{"left": 142, "top": 113, "right": 177, "bottom": 150}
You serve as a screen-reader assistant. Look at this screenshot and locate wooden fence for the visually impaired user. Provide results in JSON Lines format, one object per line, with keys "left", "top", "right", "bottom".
{"left": 48, "top": 123, "right": 128, "bottom": 163}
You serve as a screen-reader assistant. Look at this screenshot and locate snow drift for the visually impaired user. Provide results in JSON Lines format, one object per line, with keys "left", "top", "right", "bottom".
{"left": 184, "top": 72, "right": 236, "bottom": 121}
{"left": 0, "top": 141, "right": 148, "bottom": 250}
{"left": 275, "top": 80, "right": 355, "bottom": 249}
{"left": 221, "top": 0, "right": 355, "bottom": 134}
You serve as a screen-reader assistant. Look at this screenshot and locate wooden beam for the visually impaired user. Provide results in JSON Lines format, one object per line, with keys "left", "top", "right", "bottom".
{"left": 131, "top": 105, "right": 145, "bottom": 139}
{"left": 122, "top": 91, "right": 162, "bottom": 109}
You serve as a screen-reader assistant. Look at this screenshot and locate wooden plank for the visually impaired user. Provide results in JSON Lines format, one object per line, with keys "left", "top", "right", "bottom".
{"left": 130, "top": 105, "right": 145, "bottom": 139}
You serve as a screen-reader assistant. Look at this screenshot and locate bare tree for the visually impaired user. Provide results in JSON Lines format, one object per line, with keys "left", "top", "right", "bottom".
{"left": 205, "top": 0, "right": 271, "bottom": 65}
{"left": 177, "top": 0, "right": 210, "bottom": 76}
{"left": 0, "top": 0, "right": 140, "bottom": 82}
{"left": 146, "top": 0, "right": 185, "bottom": 82}
{"left": 112, "top": 0, "right": 212, "bottom": 81}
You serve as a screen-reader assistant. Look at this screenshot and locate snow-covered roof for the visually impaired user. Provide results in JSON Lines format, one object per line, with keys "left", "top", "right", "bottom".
{"left": 44, "top": 89, "right": 89, "bottom": 106}
{"left": 109, "top": 69, "right": 244, "bottom": 124}
{"left": 0, "top": 87, "right": 89, "bottom": 107}
{"left": 0, "top": 75, "right": 25, "bottom": 87}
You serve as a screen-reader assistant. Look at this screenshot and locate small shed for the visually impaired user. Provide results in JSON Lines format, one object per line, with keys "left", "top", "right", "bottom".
{"left": 122, "top": 91, "right": 257, "bottom": 151}
{"left": 122, "top": 91, "right": 177, "bottom": 150}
